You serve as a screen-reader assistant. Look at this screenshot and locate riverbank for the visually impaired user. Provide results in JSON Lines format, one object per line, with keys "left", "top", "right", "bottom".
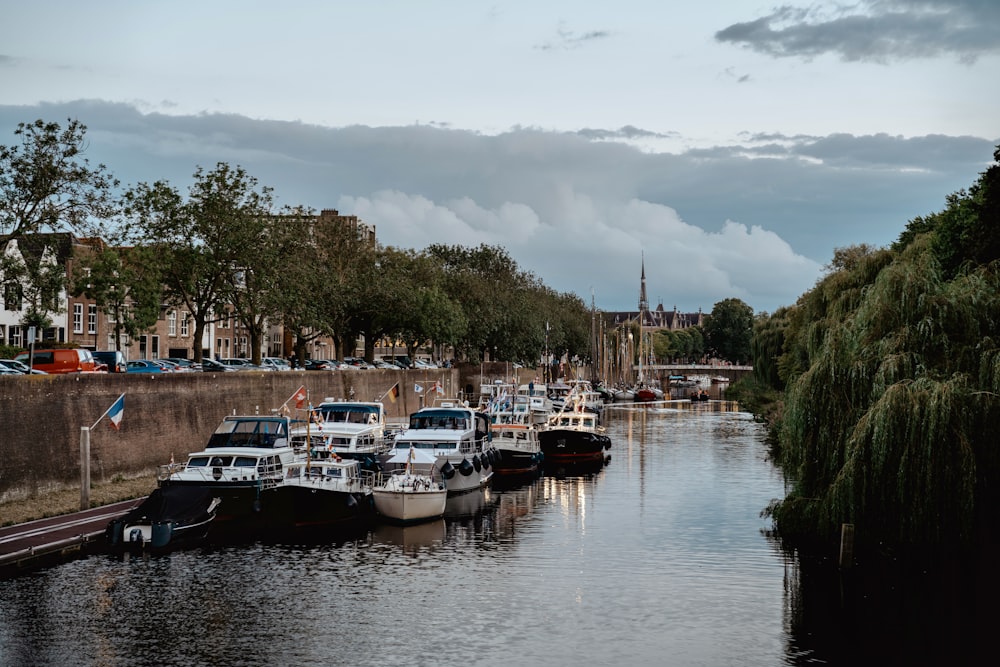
{"left": 0, "top": 475, "right": 155, "bottom": 527}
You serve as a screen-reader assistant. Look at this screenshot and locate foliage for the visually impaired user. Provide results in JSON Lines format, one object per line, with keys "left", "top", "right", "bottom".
{"left": 72, "top": 243, "right": 163, "bottom": 349}
{"left": 0, "top": 119, "right": 119, "bottom": 245}
{"left": 123, "top": 163, "right": 275, "bottom": 362}
{"left": 703, "top": 298, "right": 754, "bottom": 363}
{"left": 761, "top": 147, "right": 1000, "bottom": 552}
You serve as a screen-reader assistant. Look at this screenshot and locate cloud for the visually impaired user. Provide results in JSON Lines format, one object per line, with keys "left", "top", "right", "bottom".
{"left": 536, "top": 24, "right": 612, "bottom": 51}
{"left": 0, "top": 100, "right": 993, "bottom": 314}
{"left": 715, "top": 0, "right": 1000, "bottom": 63}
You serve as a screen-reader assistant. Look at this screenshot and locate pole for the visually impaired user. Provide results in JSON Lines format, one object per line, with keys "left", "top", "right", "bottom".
{"left": 80, "top": 426, "right": 91, "bottom": 510}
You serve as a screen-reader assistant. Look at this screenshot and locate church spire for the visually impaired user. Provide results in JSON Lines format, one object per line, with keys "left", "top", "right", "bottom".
{"left": 638, "top": 252, "right": 649, "bottom": 314}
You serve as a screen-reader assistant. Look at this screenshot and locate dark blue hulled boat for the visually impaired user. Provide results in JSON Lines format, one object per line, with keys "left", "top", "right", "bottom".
{"left": 106, "top": 485, "right": 221, "bottom": 552}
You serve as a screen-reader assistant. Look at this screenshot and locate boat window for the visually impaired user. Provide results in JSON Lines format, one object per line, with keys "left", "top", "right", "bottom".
{"left": 209, "top": 456, "right": 233, "bottom": 467}
{"left": 187, "top": 456, "right": 210, "bottom": 467}
{"left": 233, "top": 456, "right": 258, "bottom": 467}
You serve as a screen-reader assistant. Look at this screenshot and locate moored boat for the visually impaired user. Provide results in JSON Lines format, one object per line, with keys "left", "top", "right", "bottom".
{"left": 262, "top": 456, "right": 375, "bottom": 530}
{"left": 373, "top": 446, "right": 448, "bottom": 524}
{"left": 156, "top": 415, "right": 297, "bottom": 527}
{"left": 390, "top": 401, "right": 495, "bottom": 495}
{"left": 538, "top": 393, "right": 612, "bottom": 462}
{"left": 106, "top": 486, "right": 221, "bottom": 552}
{"left": 490, "top": 420, "right": 544, "bottom": 477}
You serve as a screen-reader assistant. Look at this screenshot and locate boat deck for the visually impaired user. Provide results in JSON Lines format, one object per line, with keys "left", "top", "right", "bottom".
{"left": 0, "top": 498, "right": 144, "bottom": 578}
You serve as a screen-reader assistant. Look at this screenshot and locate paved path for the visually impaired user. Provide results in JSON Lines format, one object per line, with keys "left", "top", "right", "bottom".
{"left": 0, "top": 498, "right": 145, "bottom": 577}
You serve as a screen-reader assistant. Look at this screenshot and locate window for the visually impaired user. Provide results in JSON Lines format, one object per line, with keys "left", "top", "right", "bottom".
{"left": 73, "top": 304, "right": 83, "bottom": 333}
{"left": 168, "top": 310, "right": 177, "bottom": 336}
{"left": 180, "top": 312, "right": 189, "bottom": 337}
{"left": 4, "top": 283, "right": 22, "bottom": 311}
{"left": 87, "top": 305, "right": 97, "bottom": 335}
{"left": 9, "top": 325, "right": 21, "bottom": 348}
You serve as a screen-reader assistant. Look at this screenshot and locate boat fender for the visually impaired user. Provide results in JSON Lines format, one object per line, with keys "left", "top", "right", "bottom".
{"left": 128, "top": 528, "right": 144, "bottom": 545}
{"left": 473, "top": 455, "right": 482, "bottom": 472}
{"left": 458, "top": 458, "right": 474, "bottom": 476}
{"left": 440, "top": 461, "right": 456, "bottom": 479}
{"left": 482, "top": 451, "right": 491, "bottom": 469}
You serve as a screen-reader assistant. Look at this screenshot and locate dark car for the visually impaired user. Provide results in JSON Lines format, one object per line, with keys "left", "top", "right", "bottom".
{"left": 303, "top": 359, "right": 335, "bottom": 371}
{"left": 201, "top": 358, "right": 237, "bottom": 372}
{"left": 93, "top": 350, "right": 127, "bottom": 373}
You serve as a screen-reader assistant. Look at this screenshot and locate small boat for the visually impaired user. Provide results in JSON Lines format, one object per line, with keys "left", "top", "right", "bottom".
{"left": 711, "top": 376, "right": 731, "bottom": 384}
{"left": 106, "top": 486, "right": 221, "bottom": 552}
{"left": 490, "top": 420, "right": 544, "bottom": 477}
{"left": 373, "top": 446, "right": 447, "bottom": 524}
{"left": 690, "top": 389, "right": 711, "bottom": 402}
{"left": 538, "top": 388, "right": 612, "bottom": 462}
{"left": 262, "top": 456, "right": 375, "bottom": 530}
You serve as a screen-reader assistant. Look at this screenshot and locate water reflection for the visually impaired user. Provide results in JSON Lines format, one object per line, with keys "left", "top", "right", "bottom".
{"left": 6, "top": 404, "right": 990, "bottom": 665}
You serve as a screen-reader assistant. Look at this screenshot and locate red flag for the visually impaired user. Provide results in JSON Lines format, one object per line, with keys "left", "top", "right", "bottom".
{"left": 387, "top": 383, "right": 400, "bottom": 403}
{"left": 294, "top": 386, "right": 307, "bottom": 409}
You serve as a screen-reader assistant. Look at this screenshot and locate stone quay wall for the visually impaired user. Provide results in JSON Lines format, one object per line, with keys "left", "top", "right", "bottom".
{"left": 0, "top": 362, "right": 538, "bottom": 505}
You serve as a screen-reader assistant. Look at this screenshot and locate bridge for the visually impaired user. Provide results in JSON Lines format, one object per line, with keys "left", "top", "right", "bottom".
{"left": 640, "top": 364, "right": 753, "bottom": 383}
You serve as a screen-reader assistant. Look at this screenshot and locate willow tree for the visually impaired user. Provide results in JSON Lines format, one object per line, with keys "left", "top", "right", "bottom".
{"left": 767, "top": 149, "right": 1000, "bottom": 552}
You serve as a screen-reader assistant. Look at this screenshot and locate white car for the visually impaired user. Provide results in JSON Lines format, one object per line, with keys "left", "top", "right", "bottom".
{"left": 261, "top": 357, "right": 292, "bottom": 371}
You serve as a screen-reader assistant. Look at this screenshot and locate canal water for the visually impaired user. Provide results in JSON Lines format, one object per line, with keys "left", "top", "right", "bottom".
{"left": 0, "top": 400, "right": 992, "bottom": 666}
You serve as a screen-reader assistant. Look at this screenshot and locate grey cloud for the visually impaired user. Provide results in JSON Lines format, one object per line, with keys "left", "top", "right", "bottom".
{"left": 1, "top": 101, "right": 993, "bottom": 313}
{"left": 715, "top": 0, "right": 1000, "bottom": 63}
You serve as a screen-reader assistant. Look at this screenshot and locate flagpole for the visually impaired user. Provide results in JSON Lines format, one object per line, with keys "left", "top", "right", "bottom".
{"left": 91, "top": 392, "right": 125, "bottom": 430}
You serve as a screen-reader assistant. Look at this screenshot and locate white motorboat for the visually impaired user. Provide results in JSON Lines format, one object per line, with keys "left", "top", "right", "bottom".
{"left": 390, "top": 401, "right": 495, "bottom": 495}
{"left": 373, "top": 446, "right": 447, "bottom": 524}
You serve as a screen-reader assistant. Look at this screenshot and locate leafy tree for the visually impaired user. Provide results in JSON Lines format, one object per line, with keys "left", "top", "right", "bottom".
{"left": 704, "top": 298, "right": 754, "bottom": 363}
{"left": 0, "top": 119, "right": 118, "bottom": 245}
{"left": 72, "top": 243, "right": 163, "bottom": 351}
{"left": 123, "top": 163, "right": 275, "bottom": 363}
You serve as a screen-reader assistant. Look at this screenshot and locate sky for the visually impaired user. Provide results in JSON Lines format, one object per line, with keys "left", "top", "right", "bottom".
{"left": 1, "top": 0, "right": 998, "bottom": 314}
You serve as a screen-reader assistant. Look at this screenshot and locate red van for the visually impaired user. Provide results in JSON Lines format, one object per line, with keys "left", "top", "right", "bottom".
{"left": 14, "top": 348, "right": 102, "bottom": 374}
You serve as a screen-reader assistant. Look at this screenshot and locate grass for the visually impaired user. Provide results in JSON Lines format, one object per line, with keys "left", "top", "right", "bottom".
{"left": 1, "top": 475, "right": 156, "bottom": 527}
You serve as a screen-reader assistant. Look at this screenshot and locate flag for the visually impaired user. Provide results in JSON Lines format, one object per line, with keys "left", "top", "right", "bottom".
{"left": 414, "top": 383, "right": 424, "bottom": 393}
{"left": 311, "top": 408, "right": 324, "bottom": 431}
{"left": 293, "top": 385, "right": 307, "bottom": 409}
{"left": 432, "top": 381, "right": 444, "bottom": 395}
{"left": 387, "top": 383, "right": 400, "bottom": 403}
{"left": 107, "top": 394, "right": 125, "bottom": 430}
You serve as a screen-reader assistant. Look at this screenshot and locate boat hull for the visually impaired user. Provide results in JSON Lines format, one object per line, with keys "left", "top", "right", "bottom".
{"left": 373, "top": 487, "right": 448, "bottom": 524}
{"left": 261, "top": 485, "right": 373, "bottom": 529}
{"left": 538, "top": 429, "right": 611, "bottom": 462}
{"left": 491, "top": 448, "right": 544, "bottom": 475}
{"left": 106, "top": 486, "right": 219, "bottom": 551}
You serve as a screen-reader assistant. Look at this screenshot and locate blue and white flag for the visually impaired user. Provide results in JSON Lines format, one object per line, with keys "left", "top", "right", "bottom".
{"left": 106, "top": 393, "right": 125, "bottom": 430}
{"left": 414, "top": 383, "right": 424, "bottom": 393}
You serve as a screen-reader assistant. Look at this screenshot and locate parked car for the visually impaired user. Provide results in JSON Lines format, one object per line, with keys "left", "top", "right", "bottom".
{"left": 0, "top": 359, "right": 47, "bottom": 375}
{"left": 372, "top": 359, "right": 400, "bottom": 369}
{"left": 261, "top": 357, "right": 292, "bottom": 371}
{"left": 201, "top": 358, "right": 237, "bottom": 372}
{"left": 163, "top": 357, "right": 200, "bottom": 371}
{"left": 93, "top": 350, "right": 127, "bottom": 373}
{"left": 126, "top": 359, "right": 163, "bottom": 373}
{"left": 218, "top": 357, "right": 272, "bottom": 371}
{"left": 303, "top": 359, "right": 335, "bottom": 371}
{"left": 14, "top": 348, "right": 101, "bottom": 374}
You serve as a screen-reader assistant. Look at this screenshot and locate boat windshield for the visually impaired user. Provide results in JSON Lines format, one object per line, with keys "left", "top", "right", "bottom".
{"left": 206, "top": 417, "right": 288, "bottom": 449}
{"left": 318, "top": 405, "right": 380, "bottom": 424}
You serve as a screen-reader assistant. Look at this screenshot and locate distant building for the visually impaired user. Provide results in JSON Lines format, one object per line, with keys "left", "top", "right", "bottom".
{"left": 603, "top": 256, "right": 704, "bottom": 331}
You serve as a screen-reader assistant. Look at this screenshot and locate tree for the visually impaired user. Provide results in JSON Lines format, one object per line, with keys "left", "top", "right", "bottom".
{"left": 704, "top": 298, "right": 754, "bottom": 363}
{"left": 1, "top": 119, "right": 118, "bottom": 245}
{"left": 123, "top": 163, "right": 275, "bottom": 363}
{"left": 72, "top": 242, "right": 163, "bottom": 351}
